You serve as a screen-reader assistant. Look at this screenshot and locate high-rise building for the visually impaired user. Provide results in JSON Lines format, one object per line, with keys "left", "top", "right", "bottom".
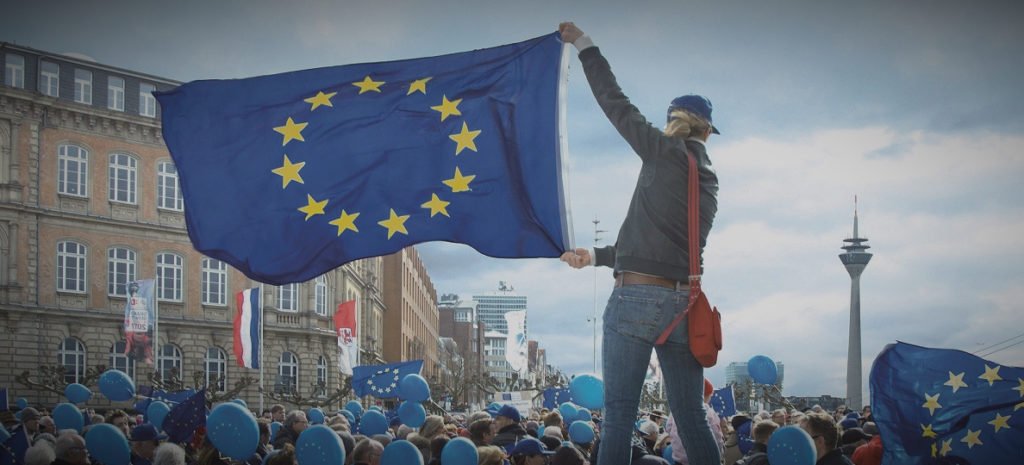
{"left": 473, "top": 281, "right": 526, "bottom": 334}
{"left": 382, "top": 247, "right": 440, "bottom": 379}
{"left": 839, "top": 200, "right": 871, "bottom": 410}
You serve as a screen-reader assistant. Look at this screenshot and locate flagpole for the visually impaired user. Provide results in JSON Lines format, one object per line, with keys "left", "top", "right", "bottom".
{"left": 259, "top": 283, "right": 265, "bottom": 414}
{"left": 154, "top": 280, "right": 160, "bottom": 371}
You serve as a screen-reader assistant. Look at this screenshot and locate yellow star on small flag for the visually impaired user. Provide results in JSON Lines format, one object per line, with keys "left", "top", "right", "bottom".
{"left": 443, "top": 167, "right": 475, "bottom": 193}
{"left": 407, "top": 77, "right": 432, "bottom": 95}
{"left": 421, "top": 193, "right": 450, "bottom": 217}
{"left": 328, "top": 210, "right": 360, "bottom": 236}
{"left": 298, "top": 194, "right": 328, "bottom": 220}
{"left": 273, "top": 117, "right": 308, "bottom": 146}
{"left": 960, "top": 429, "right": 983, "bottom": 449}
{"left": 378, "top": 209, "right": 410, "bottom": 239}
{"left": 944, "top": 371, "right": 968, "bottom": 393}
{"left": 930, "top": 442, "right": 938, "bottom": 458}
{"left": 988, "top": 412, "right": 1011, "bottom": 432}
{"left": 939, "top": 438, "right": 953, "bottom": 456}
{"left": 431, "top": 95, "right": 462, "bottom": 121}
{"left": 449, "top": 121, "right": 481, "bottom": 155}
{"left": 1013, "top": 378, "right": 1024, "bottom": 397}
{"left": 922, "top": 392, "right": 942, "bottom": 416}
{"left": 304, "top": 91, "right": 337, "bottom": 111}
{"left": 272, "top": 154, "right": 305, "bottom": 188}
{"left": 353, "top": 76, "right": 385, "bottom": 94}
{"left": 979, "top": 364, "right": 1002, "bottom": 386}
{"left": 921, "top": 424, "right": 937, "bottom": 439}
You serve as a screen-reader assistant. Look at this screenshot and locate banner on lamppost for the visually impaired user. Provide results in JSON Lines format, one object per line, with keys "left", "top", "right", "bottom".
{"left": 124, "top": 279, "right": 156, "bottom": 364}
{"left": 504, "top": 310, "right": 528, "bottom": 374}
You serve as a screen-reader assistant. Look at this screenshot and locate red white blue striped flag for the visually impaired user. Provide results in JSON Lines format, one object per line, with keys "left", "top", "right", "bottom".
{"left": 233, "top": 288, "right": 261, "bottom": 369}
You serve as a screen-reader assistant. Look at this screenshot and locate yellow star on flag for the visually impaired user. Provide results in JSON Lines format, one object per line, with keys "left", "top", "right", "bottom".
{"left": 960, "top": 429, "right": 983, "bottom": 449}
{"left": 407, "top": 77, "right": 432, "bottom": 95}
{"left": 304, "top": 91, "right": 337, "bottom": 111}
{"left": 378, "top": 209, "right": 410, "bottom": 239}
{"left": 298, "top": 194, "right": 328, "bottom": 220}
{"left": 421, "top": 193, "right": 450, "bottom": 218}
{"left": 944, "top": 371, "right": 968, "bottom": 393}
{"left": 272, "top": 155, "right": 305, "bottom": 188}
{"left": 979, "top": 364, "right": 1002, "bottom": 386}
{"left": 449, "top": 121, "right": 481, "bottom": 155}
{"left": 328, "top": 210, "right": 359, "bottom": 236}
{"left": 939, "top": 438, "right": 953, "bottom": 456}
{"left": 431, "top": 95, "right": 462, "bottom": 121}
{"left": 930, "top": 442, "right": 938, "bottom": 458}
{"left": 988, "top": 413, "right": 1011, "bottom": 432}
{"left": 1013, "top": 378, "right": 1024, "bottom": 397}
{"left": 273, "top": 117, "right": 308, "bottom": 146}
{"left": 353, "top": 76, "right": 385, "bottom": 94}
{"left": 922, "top": 392, "right": 942, "bottom": 416}
{"left": 1016, "top": 401, "right": 1024, "bottom": 411}
{"left": 442, "top": 167, "right": 475, "bottom": 193}
{"left": 921, "top": 424, "right": 937, "bottom": 439}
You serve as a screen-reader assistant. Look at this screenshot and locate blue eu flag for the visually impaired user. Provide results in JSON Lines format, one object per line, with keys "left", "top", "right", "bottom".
{"left": 162, "top": 389, "right": 207, "bottom": 444}
{"left": 542, "top": 387, "right": 574, "bottom": 410}
{"left": 710, "top": 385, "right": 737, "bottom": 418}
{"left": 870, "top": 342, "right": 1024, "bottom": 464}
{"left": 352, "top": 360, "right": 424, "bottom": 399}
{"left": 155, "top": 33, "right": 572, "bottom": 285}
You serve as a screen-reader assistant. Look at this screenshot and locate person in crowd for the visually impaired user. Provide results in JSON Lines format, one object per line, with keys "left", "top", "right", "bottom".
{"left": 394, "top": 425, "right": 412, "bottom": 441}
{"left": 851, "top": 423, "right": 882, "bottom": 465}
{"left": 329, "top": 415, "right": 350, "bottom": 434}
{"left": 370, "top": 434, "right": 391, "bottom": 448}
{"left": 104, "top": 411, "right": 131, "bottom": 438}
{"left": 51, "top": 433, "right": 88, "bottom": 465}
{"left": 271, "top": 411, "right": 307, "bottom": 450}
{"left": 492, "top": 406, "right": 528, "bottom": 449}
{"left": 508, "top": 437, "right": 554, "bottom": 465}
{"left": 337, "top": 431, "right": 355, "bottom": 463}
{"left": 733, "top": 420, "right": 778, "bottom": 465}
{"left": 264, "top": 444, "right": 297, "bottom": 465}
{"left": 558, "top": 19, "right": 722, "bottom": 465}
{"left": 802, "top": 413, "right": 854, "bottom": 465}
{"left": 839, "top": 428, "right": 871, "bottom": 458}
{"left": 23, "top": 443, "right": 54, "bottom": 465}
{"left": 476, "top": 445, "right": 506, "bottom": 465}
{"left": 789, "top": 411, "right": 806, "bottom": 428}
{"left": 129, "top": 424, "right": 165, "bottom": 465}
{"left": 722, "top": 415, "right": 749, "bottom": 465}
{"left": 468, "top": 419, "right": 494, "bottom": 447}
{"left": 771, "top": 409, "right": 788, "bottom": 427}
{"left": 152, "top": 443, "right": 186, "bottom": 465}
{"left": 550, "top": 445, "right": 587, "bottom": 465}
{"left": 270, "top": 405, "right": 286, "bottom": 424}
{"left": 427, "top": 436, "right": 448, "bottom": 465}
{"left": 467, "top": 411, "right": 492, "bottom": 428}
{"left": 666, "top": 379, "right": 725, "bottom": 465}
{"left": 350, "top": 439, "right": 383, "bottom": 465}
{"left": 637, "top": 420, "right": 660, "bottom": 455}
{"left": 31, "top": 434, "right": 56, "bottom": 451}
{"left": 260, "top": 411, "right": 272, "bottom": 421}
{"left": 6, "top": 407, "right": 42, "bottom": 465}
{"left": 542, "top": 412, "right": 563, "bottom": 430}
{"left": 418, "top": 416, "right": 446, "bottom": 442}
{"left": 36, "top": 418, "right": 54, "bottom": 438}
{"left": 246, "top": 420, "right": 271, "bottom": 465}
{"left": 406, "top": 434, "right": 430, "bottom": 462}
{"left": 649, "top": 410, "right": 666, "bottom": 432}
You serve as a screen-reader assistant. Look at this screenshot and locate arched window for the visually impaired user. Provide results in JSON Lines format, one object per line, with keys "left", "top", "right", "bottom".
{"left": 108, "top": 153, "right": 138, "bottom": 204}
{"left": 58, "top": 338, "right": 86, "bottom": 383}
{"left": 205, "top": 347, "right": 227, "bottom": 392}
{"left": 156, "top": 253, "right": 183, "bottom": 301}
{"left": 57, "top": 241, "right": 87, "bottom": 293}
{"left": 316, "top": 355, "right": 328, "bottom": 397}
{"left": 107, "top": 247, "right": 137, "bottom": 296}
{"left": 157, "top": 344, "right": 182, "bottom": 382}
{"left": 277, "top": 352, "right": 298, "bottom": 394}
{"left": 314, "top": 276, "right": 329, "bottom": 316}
{"left": 58, "top": 144, "right": 88, "bottom": 197}
{"left": 201, "top": 258, "right": 227, "bottom": 306}
{"left": 109, "top": 341, "right": 135, "bottom": 378}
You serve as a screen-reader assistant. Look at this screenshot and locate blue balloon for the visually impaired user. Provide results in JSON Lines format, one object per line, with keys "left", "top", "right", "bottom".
{"left": 487, "top": 402, "right": 501, "bottom": 411}
{"left": 381, "top": 440, "right": 423, "bottom": 465}
{"left": 360, "top": 410, "right": 388, "bottom": 435}
{"left": 768, "top": 425, "right": 816, "bottom": 465}
{"left": 537, "top": 425, "right": 545, "bottom": 436}
{"left": 340, "top": 410, "right": 356, "bottom": 425}
{"left": 568, "top": 420, "right": 595, "bottom": 444}
{"left": 397, "top": 401, "right": 426, "bottom": 428}
{"left": 207, "top": 402, "right": 259, "bottom": 461}
{"left": 398, "top": 374, "right": 430, "bottom": 402}
{"left": 52, "top": 403, "right": 84, "bottom": 433}
{"left": 65, "top": 383, "right": 92, "bottom": 404}
{"left": 368, "top": 405, "right": 382, "bottom": 412}
{"left": 146, "top": 401, "right": 170, "bottom": 431}
{"left": 559, "top": 402, "right": 578, "bottom": 422}
{"left": 270, "top": 421, "right": 282, "bottom": 438}
{"left": 296, "top": 425, "right": 345, "bottom": 465}
{"left": 307, "top": 407, "right": 326, "bottom": 425}
{"left": 98, "top": 369, "right": 135, "bottom": 402}
{"left": 441, "top": 437, "right": 478, "bottom": 465}
{"left": 575, "top": 408, "right": 592, "bottom": 423}
{"left": 344, "top": 400, "right": 364, "bottom": 417}
{"left": 663, "top": 444, "right": 674, "bottom": 461}
{"left": 15, "top": 398, "right": 27, "bottom": 409}
{"left": 86, "top": 423, "right": 131, "bottom": 465}
{"left": 569, "top": 374, "right": 605, "bottom": 410}
{"left": 232, "top": 398, "right": 248, "bottom": 408}
{"left": 747, "top": 355, "right": 779, "bottom": 385}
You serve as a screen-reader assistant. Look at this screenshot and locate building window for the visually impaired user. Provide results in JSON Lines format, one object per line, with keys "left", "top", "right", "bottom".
{"left": 277, "top": 352, "right": 298, "bottom": 394}
{"left": 278, "top": 283, "right": 297, "bottom": 312}
{"left": 201, "top": 258, "right": 227, "bottom": 306}
{"left": 316, "top": 356, "right": 328, "bottom": 396}
{"left": 57, "top": 241, "right": 87, "bottom": 293}
{"left": 74, "top": 69, "right": 92, "bottom": 105}
{"left": 157, "top": 161, "right": 183, "bottom": 211}
{"left": 156, "top": 253, "right": 183, "bottom": 302}
{"left": 58, "top": 338, "right": 87, "bottom": 384}
{"left": 107, "top": 247, "right": 137, "bottom": 296}
{"left": 205, "top": 347, "right": 227, "bottom": 392}
{"left": 40, "top": 60, "right": 59, "bottom": 97}
{"left": 108, "top": 153, "right": 138, "bottom": 204}
{"left": 157, "top": 344, "right": 183, "bottom": 382}
{"left": 139, "top": 82, "right": 156, "bottom": 117}
{"left": 5, "top": 53, "right": 25, "bottom": 88}
{"left": 110, "top": 341, "right": 135, "bottom": 378}
{"left": 314, "top": 276, "right": 329, "bottom": 316}
{"left": 58, "top": 144, "right": 88, "bottom": 197}
{"left": 108, "top": 76, "right": 124, "bottom": 111}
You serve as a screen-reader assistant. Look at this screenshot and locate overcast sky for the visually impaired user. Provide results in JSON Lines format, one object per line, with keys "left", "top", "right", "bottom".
{"left": 4, "top": 0, "right": 1023, "bottom": 399}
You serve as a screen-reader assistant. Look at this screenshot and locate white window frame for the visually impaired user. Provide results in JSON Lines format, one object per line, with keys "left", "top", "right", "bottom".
{"left": 157, "top": 161, "right": 183, "bottom": 211}
{"left": 156, "top": 253, "right": 183, "bottom": 302}
{"left": 58, "top": 144, "right": 88, "bottom": 197}
{"left": 57, "top": 241, "right": 87, "bottom": 293}
{"left": 278, "top": 283, "right": 298, "bottom": 312}
{"left": 74, "top": 69, "right": 92, "bottom": 105}
{"left": 40, "top": 60, "right": 59, "bottom": 97}
{"left": 108, "top": 153, "right": 138, "bottom": 204}
{"left": 107, "top": 247, "right": 137, "bottom": 297}
{"left": 108, "top": 76, "right": 124, "bottom": 111}
{"left": 58, "top": 338, "right": 86, "bottom": 384}
{"left": 5, "top": 53, "right": 25, "bottom": 88}
{"left": 316, "top": 355, "right": 328, "bottom": 396}
{"left": 110, "top": 341, "right": 136, "bottom": 379}
{"left": 278, "top": 352, "right": 298, "bottom": 394}
{"left": 201, "top": 258, "right": 227, "bottom": 306}
{"left": 205, "top": 347, "right": 227, "bottom": 392}
{"left": 314, "top": 276, "right": 329, "bottom": 316}
{"left": 157, "top": 344, "right": 183, "bottom": 382}
{"left": 139, "top": 82, "right": 156, "bottom": 117}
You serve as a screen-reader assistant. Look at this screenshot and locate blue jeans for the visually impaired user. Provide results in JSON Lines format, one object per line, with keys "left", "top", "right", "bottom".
{"left": 597, "top": 284, "right": 721, "bottom": 465}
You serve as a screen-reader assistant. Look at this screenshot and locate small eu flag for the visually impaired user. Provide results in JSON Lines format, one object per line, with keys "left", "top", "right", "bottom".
{"left": 352, "top": 360, "right": 424, "bottom": 399}
{"left": 162, "top": 389, "right": 207, "bottom": 444}
{"left": 870, "top": 342, "right": 1024, "bottom": 464}
{"left": 155, "top": 32, "right": 573, "bottom": 285}
{"left": 542, "top": 387, "right": 574, "bottom": 410}
{"left": 710, "top": 385, "right": 737, "bottom": 418}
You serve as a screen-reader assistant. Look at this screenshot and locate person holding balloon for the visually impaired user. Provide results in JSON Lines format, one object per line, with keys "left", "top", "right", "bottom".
{"left": 271, "top": 411, "right": 307, "bottom": 450}
{"left": 129, "top": 424, "right": 165, "bottom": 465}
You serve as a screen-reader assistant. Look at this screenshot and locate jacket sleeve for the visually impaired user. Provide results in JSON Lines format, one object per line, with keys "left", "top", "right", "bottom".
{"left": 593, "top": 245, "right": 616, "bottom": 268}
{"left": 579, "top": 47, "right": 671, "bottom": 163}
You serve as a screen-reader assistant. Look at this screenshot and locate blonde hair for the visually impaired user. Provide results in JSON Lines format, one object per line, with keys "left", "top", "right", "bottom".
{"left": 477, "top": 445, "right": 506, "bottom": 465}
{"left": 665, "top": 109, "right": 711, "bottom": 139}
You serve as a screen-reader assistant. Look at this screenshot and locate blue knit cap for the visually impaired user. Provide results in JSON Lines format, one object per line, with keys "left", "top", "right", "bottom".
{"left": 667, "top": 95, "right": 720, "bottom": 134}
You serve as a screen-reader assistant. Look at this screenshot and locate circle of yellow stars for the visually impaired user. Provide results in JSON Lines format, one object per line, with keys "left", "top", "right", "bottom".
{"left": 269, "top": 75, "right": 481, "bottom": 240}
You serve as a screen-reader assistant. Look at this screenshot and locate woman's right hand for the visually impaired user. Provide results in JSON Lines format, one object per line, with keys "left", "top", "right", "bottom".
{"left": 559, "top": 22, "right": 584, "bottom": 44}
{"left": 560, "top": 247, "right": 592, "bottom": 268}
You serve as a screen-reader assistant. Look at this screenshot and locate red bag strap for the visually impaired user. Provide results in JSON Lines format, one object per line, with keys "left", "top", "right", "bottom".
{"left": 654, "top": 146, "right": 701, "bottom": 345}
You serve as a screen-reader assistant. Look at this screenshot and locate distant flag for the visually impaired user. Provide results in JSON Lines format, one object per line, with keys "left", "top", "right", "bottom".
{"left": 334, "top": 300, "right": 358, "bottom": 376}
{"left": 870, "top": 342, "right": 1024, "bottom": 464}
{"left": 542, "top": 387, "right": 574, "bottom": 410}
{"left": 233, "top": 288, "right": 261, "bottom": 369}
{"left": 124, "top": 279, "right": 156, "bottom": 364}
{"left": 710, "top": 385, "right": 737, "bottom": 418}
{"left": 352, "top": 360, "right": 423, "bottom": 398}
{"left": 504, "top": 310, "right": 528, "bottom": 374}
{"left": 162, "top": 389, "right": 207, "bottom": 444}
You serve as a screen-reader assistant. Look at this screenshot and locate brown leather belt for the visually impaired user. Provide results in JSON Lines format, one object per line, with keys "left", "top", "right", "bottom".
{"left": 614, "top": 271, "right": 684, "bottom": 290}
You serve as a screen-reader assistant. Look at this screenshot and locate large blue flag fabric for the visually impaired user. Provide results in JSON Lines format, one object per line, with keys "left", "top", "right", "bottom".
{"left": 542, "top": 387, "right": 574, "bottom": 410}
{"left": 155, "top": 33, "right": 572, "bottom": 285}
{"left": 352, "top": 360, "right": 424, "bottom": 399}
{"left": 710, "top": 385, "right": 737, "bottom": 418}
{"left": 870, "top": 342, "right": 1023, "bottom": 464}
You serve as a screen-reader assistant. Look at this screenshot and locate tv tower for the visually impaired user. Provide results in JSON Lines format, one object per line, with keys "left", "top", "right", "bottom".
{"left": 839, "top": 197, "right": 872, "bottom": 410}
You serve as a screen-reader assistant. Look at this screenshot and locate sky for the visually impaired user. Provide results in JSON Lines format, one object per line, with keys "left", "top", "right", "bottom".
{"left": 3, "top": 0, "right": 1023, "bottom": 399}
